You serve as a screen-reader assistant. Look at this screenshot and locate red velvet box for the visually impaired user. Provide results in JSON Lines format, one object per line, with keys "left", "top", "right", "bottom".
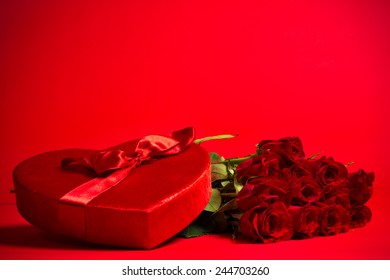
{"left": 12, "top": 130, "right": 211, "bottom": 249}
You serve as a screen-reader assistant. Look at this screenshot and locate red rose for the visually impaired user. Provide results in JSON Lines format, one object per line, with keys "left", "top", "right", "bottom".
{"left": 236, "top": 178, "right": 290, "bottom": 211}
{"left": 350, "top": 204, "right": 372, "bottom": 228}
{"left": 285, "top": 162, "right": 313, "bottom": 182}
{"left": 322, "top": 186, "right": 351, "bottom": 211}
{"left": 320, "top": 204, "right": 350, "bottom": 235}
{"left": 257, "top": 137, "right": 305, "bottom": 163}
{"left": 236, "top": 151, "right": 283, "bottom": 184}
{"left": 288, "top": 205, "right": 321, "bottom": 239}
{"left": 346, "top": 169, "right": 374, "bottom": 205}
{"left": 240, "top": 202, "right": 293, "bottom": 243}
{"left": 291, "top": 176, "right": 321, "bottom": 206}
{"left": 305, "top": 156, "right": 348, "bottom": 188}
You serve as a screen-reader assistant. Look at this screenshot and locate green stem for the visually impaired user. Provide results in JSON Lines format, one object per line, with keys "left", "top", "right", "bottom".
{"left": 194, "top": 134, "right": 237, "bottom": 145}
{"left": 220, "top": 192, "right": 238, "bottom": 198}
{"left": 219, "top": 152, "right": 258, "bottom": 164}
{"left": 307, "top": 151, "right": 322, "bottom": 160}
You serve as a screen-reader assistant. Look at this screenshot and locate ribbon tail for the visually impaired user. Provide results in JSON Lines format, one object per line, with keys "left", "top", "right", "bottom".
{"left": 60, "top": 167, "right": 133, "bottom": 206}
{"left": 61, "top": 156, "right": 94, "bottom": 174}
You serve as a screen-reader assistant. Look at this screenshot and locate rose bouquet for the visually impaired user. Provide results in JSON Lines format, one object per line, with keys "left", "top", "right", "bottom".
{"left": 181, "top": 136, "right": 374, "bottom": 243}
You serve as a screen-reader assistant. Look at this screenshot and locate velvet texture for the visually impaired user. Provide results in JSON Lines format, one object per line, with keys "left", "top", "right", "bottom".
{"left": 12, "top": 134, "right": 211, "bottom": 249}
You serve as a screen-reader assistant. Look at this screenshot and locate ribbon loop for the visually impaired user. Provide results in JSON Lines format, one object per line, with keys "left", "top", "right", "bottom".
{"left": 60, "top": 127, "right": 195, "bottom": 206}
{"left": 90, "top": 150, "right": 132, "bottom": 175}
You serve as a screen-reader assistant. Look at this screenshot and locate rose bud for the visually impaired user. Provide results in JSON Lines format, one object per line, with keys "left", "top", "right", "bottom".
{"left": 291, "top": 176, "right": 321, "bottom": 206}
{"left": 350, "top": 204, "right": 372, "bottom": 228}
{"left": 346, "top": 169, "right": 374, "bottom": 205}
{"left": 240, "top": 202, "right": 293, "bottom": 243}
{"left": 236, "top": 178, "right": 290, "bottom": 211}
{"left": 236, "top": 152, "right": 282, "bottom": 184}
{"left": 257, "top": 137, "right": 305, "bottom": 163}
{"left": 307, "top": 156, "right": 348, "bottom": 188}
{"left": 319, "top": 204, "right": 351, "bottom": 235}
{"left": 288, "top": 205, "right": 321, "bottom": 239}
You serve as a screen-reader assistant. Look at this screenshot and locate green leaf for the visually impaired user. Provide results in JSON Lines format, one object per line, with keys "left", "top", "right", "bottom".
{"left": 226, "top": 161, "right": 236, "bottom": 178}
{"left": 233, "top": 175, "right": 244, "bottom": 193}
{"left": 204, "top": 188, "right": 222, "bottom": 212}
{"left": 213, "top": 198, "right": 238, "bottom": 215}
{"left": 178, "top": 211, "right": 217, "bottom": 238}
{"left": 209, "top": 152, "right": 223, "bottom": 163}
{"left": 211, "top": 163, "right": 228, "bottom": 181}
{"left": 221, "top": 181, "right": 230, "bottom": 187}
{"left": 179, "top": 223, "right": 210, "bottom": 238}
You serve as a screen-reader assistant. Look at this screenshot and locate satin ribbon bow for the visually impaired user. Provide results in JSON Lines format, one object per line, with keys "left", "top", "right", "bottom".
{"left": 60, "top": 127, "right": 194, "bottom": 206}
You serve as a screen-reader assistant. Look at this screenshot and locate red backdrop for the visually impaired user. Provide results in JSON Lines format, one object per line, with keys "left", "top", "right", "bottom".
{"left": 1, "top": 0, "right": 390, "bottom": 259}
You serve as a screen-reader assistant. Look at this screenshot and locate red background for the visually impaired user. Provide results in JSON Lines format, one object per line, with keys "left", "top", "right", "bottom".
{"left": 1, "top": 0, "right": 390, "bottom": 259}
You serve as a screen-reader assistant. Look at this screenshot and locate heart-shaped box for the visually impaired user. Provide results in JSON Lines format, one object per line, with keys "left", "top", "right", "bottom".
{"left": 13, "top": 130, "right": 211, "bottom": 249}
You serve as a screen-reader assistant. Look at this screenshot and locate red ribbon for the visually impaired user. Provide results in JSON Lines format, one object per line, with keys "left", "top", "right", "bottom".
{"left": 60, "top": 127, "right": 195, "bottom": 206}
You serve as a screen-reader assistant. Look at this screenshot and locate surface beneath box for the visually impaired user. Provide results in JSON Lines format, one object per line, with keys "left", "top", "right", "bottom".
{"left": 1, "top": 202, "right": 389, "bottom": 260}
